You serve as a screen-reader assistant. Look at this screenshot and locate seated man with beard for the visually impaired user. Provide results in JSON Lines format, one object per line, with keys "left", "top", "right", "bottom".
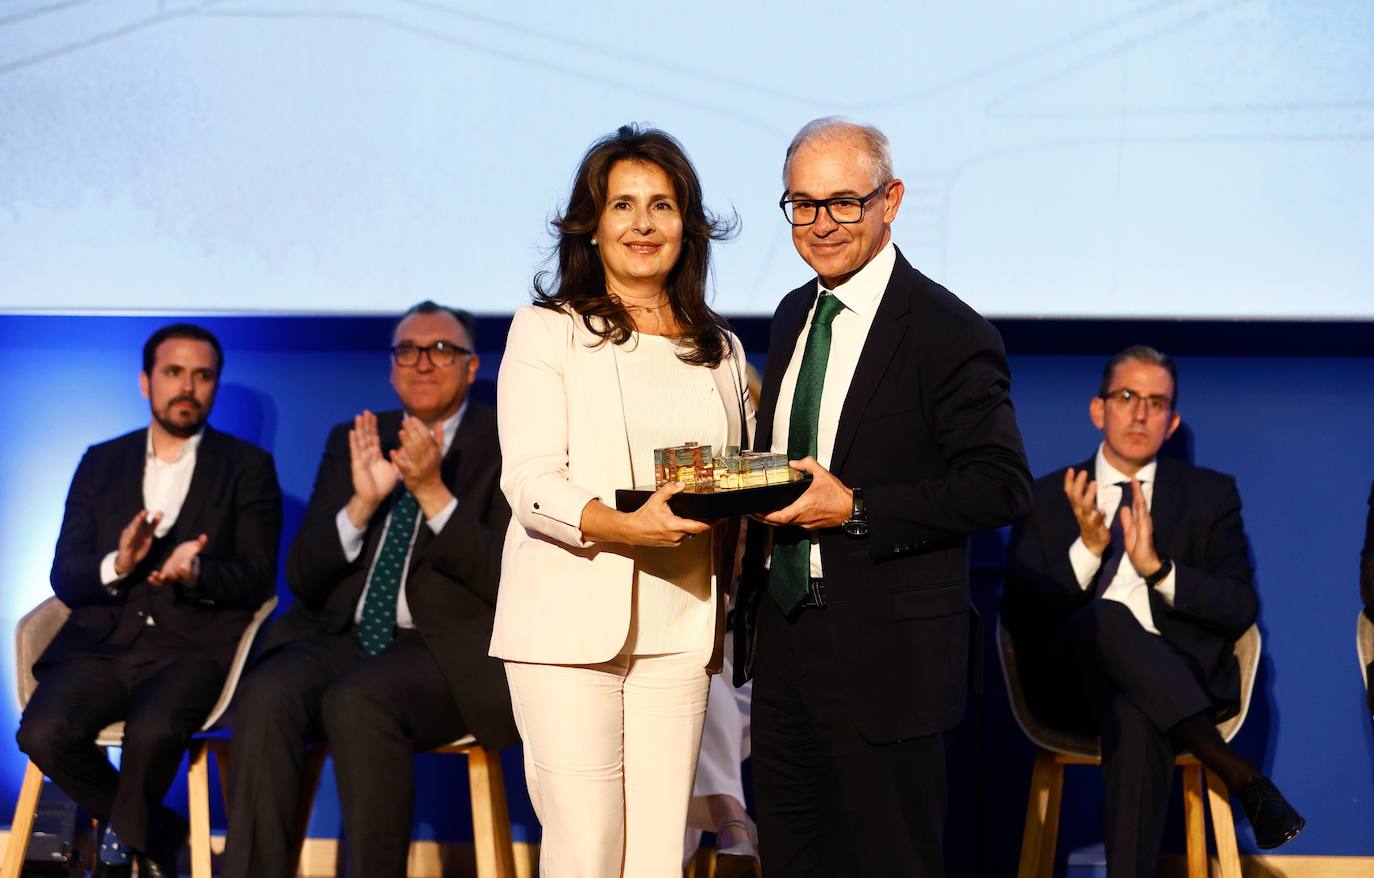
{"left": 17, "top": 323, "right": 282, "bottom": 878}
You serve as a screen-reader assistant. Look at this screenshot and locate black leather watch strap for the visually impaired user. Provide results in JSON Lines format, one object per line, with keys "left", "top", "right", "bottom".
{"left": 843, "top": 488, "right": 868, "bottom": 537}
{"left": 1144, "top": 555, "right": 1173, "bottom": 587}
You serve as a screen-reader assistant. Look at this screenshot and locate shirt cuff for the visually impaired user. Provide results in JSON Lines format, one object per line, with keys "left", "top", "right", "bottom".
{"left": 1068, "top": 537, "right": 1101, "bottom": 590}
{"left": 100, "top": 551, "right": 126, "bottom": 589}
{"left": 336, "top": 506, "right": 367, "bottom": 563}
{"left": 1152, "top": 567, "right": 1177, "bottom": 605}
{"left": 426, "top": 497, "right": 459, "bottom": 534}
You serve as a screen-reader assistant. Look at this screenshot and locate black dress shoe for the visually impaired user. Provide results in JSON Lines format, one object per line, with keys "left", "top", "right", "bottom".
{"left": 1239, "top": 776, "right": 1306, "bottom": 849}
{"left": 134, "top": 851, "right": 177, "bottom": 878}
{"left": 136, "top": 805, "right": 189, "bottom": 877}
{"left": 90, "top": 859, "right": 132, "bottom": 878}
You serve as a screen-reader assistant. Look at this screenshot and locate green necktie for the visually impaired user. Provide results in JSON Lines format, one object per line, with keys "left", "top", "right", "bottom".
{"left": 769, "top": 292, "right": 846, "bottom": 612}
{"left": 356, "top": 490, "right": 421, "bottom": 656}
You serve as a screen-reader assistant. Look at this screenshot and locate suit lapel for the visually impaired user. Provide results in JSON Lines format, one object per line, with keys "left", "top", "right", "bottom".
{"left": 828, "top": 256, "right": 912, "bottom": 475}
{"left": 122, "top": 429, "right": 148, "bottom": 511}
{"left": 708, "top": 345, "right": 749, "bottom": 450}
{"left": 1150, "top": 457, "right": 1182, "bottom": 551}
{"left": 175, "top": 427, "right": 223, "bottom": 540}
{"left": 755, "top": 284, "right": 813, "bottom": 452}
{"left": 440, "top": 412, "right": 469, "bottom": 496}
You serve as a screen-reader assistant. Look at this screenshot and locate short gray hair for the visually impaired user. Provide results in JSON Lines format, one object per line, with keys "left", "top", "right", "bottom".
{"left": 783, "top": 117, "right": 894, "bottom": 190}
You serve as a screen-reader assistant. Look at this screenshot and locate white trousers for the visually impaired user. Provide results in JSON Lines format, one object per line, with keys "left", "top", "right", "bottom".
{"left": 505, "top": 645, "right": 711, "bottom": 878}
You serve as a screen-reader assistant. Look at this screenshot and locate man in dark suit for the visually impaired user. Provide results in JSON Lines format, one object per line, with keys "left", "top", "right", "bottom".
{"left": 17, "top": 323, "right": 282, "bottom": 878}
{"left": 1002, "top": 345, "right": 1305, "bottom": 876}
{"left": 223, "top": 301, "right": 515, "bottom": 878}
{"left": 1360, "top": 483, "right": 1373, "bottom": 712}
{"left": 734, "top": 117, "right": 1033, "bottom": 876}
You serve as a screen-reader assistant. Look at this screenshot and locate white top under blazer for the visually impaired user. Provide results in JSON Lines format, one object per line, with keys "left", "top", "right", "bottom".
{"left": 489, "top": 304, "right": 755, "bottom": 669}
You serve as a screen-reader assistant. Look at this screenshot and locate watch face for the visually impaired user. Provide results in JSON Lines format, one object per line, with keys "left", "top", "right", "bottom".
{"left": 844, "top": 520, "right": 869, "bottom": 537}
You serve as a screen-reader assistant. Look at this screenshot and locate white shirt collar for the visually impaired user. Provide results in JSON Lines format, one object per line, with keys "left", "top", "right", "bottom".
{"left": 818, "top": 239, "right": 896, "bottom": 319}
{"left": 1094, "top": 442, "right": 1157, "bottom": 488}
{"left": 145, "top": 425, "right": 205, "bottom": 463}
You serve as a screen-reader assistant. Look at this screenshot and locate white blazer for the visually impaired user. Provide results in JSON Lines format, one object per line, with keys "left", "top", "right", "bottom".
{"left": 489, "top": 304, "right": 754, "bottom": 668}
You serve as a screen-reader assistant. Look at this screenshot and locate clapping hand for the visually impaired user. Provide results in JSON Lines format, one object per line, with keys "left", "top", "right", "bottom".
{"left": 1063, "top": 467, "right": 1109, "bottom": 556}
{"left": 148, "top": 534, "right": 207, "bottom": 587}
{"left": 1118, "top": 476, "right": 1163, "bottom": 578}
{"left": 346, "top": 410, "right": 399, "bottom": 527}
{"left": 114, "top": 509, "right": 162, "bottom": 576}
{"left": 390, "top": 416, "right": 454, "bottom": 518}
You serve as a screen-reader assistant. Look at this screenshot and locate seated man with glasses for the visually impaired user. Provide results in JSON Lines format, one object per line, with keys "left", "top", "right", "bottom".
{"left": 1001, "top": 345, "right": 1304, "bottom": 877}
{"left": 223, "top": 301, "right": 517, "bottom": 878}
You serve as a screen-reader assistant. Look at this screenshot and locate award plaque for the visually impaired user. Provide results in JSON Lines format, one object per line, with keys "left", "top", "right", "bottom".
{"left": 615, "top": 444, "right": 811, "bottom": 520}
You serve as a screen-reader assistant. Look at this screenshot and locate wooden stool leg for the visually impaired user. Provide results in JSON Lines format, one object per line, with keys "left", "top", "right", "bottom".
{"left": 466, "top": 746, "right": 516, "bottom": 878}
{"left": 293, "top": 745, "right": 329, "bottom": 876}
{"left": 1182, "top": 762, "right": 1207, "bottom": 878}
{"left": 3, "top": 760, "right": 45, "bottom": 878}
{"left": 1018, "top": 750, "right": 1064, "bottom": 878}
{"left": 187, "top": 740, "right": 213, "bottom": 878}
{"left": 209, "top": 739, "right": 232, "bottom": 813}
{"left": 1203, "top": 767, "right": 1243, "bottom": 878}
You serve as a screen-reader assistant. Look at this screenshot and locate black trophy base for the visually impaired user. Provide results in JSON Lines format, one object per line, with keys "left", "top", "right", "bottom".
{"left": 614, "top": 478, "right": 810, "bottom": 521}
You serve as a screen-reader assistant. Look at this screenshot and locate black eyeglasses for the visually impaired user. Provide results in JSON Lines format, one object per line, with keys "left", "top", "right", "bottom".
{"left": 391, "top": 341, "right": 473, "bottom": 367}
{"left": 779, "top": 184, "right": 887, "bottom": 226}
{"left": 1101, "top": 388, "right": 1173, "bottom": 415}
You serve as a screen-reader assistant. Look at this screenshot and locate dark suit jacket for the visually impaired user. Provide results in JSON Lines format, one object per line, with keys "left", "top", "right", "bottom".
{"left": 42, "top": 426, "right": 283, "bottom": 672}
{"left": 735, "top": 247, "right": 1032, "bottom": 742}
{"left": 257, "top": 404, "right": 518, "bottom": 748}
{"left": 1003, "top": 456, "right": 1258, "bottom": 718}
{"left": 1361, "top": 480, "right": 1374, "bottom": 619}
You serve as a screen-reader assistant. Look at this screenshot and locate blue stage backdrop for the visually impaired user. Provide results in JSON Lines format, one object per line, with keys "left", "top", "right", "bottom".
{"left": 1, "top": 313, "right": 1372, "bottom": 870}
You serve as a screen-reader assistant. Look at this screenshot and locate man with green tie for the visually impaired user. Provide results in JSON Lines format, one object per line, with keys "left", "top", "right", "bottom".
{"left": 734, "top": 117, "right": 1033, "bottom": 876}
{"left": 223, "top": 302, "right": 516, "bottom": 878}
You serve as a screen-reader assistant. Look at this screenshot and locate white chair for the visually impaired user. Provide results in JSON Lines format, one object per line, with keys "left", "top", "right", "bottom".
{"left": 998, "top": 619, "right": 1260, "bottom": 878}
{"left": 4, "top": 594, "right": 277, "bottom": 878}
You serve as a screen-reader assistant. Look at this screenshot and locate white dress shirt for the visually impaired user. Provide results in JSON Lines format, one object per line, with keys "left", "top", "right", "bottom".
{"left": 338, "top": 404, "right": 463, "bottom": 630}
{"left": 99, "top": 427, "right": 205, "bottom": 585}
{"left": 618, "top": 332, "right": 723, "bottom": 654}
{"left": 1067, "top": 443, "right": 1178, "bottom": 635}
{"left": 770, "top": 239, "right": 896, "bottom": 577}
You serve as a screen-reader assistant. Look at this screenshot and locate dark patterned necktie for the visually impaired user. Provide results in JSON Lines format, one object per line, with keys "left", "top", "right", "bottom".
{"left": 1095, "top": 481, "right": 1135, "bottom": 596}
{"left": 356, "top": 490, "right": 421, "bottom": 656}
{"left": 769, "top": 292, "right": 847, "bottom": 612}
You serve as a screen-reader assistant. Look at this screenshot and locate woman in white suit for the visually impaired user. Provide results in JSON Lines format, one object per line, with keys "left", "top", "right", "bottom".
{"left": 491, "top": 125, "right": 753, "bottom": 877}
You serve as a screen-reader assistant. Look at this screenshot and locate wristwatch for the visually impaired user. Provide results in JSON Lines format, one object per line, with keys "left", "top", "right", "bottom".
{"left": 1144, "top": 555, "right": 1173, "bottom": 587}
{"left": 843, "top": 487, "right": 869, "bottom": 537}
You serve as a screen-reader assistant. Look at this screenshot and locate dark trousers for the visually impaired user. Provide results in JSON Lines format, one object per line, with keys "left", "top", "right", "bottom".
{"left": 16, "top": 645, "right": 224, "bottom": 852}
{"left": 222, "top": 629, "right": 466, "bottom": 878}
{"left": 750, "top": 595, "right": 947, "bottom": 878}
{"left": 1020, "top": 600, "right": 1216, "bottom": 878}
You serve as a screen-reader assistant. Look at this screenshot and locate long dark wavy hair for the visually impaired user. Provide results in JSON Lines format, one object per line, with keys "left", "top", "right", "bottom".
{"left": 533, "top": 124, "right": 738, "bottom": 367}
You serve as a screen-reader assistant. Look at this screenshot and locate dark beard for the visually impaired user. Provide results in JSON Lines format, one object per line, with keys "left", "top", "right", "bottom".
{"left": 153, "top": 398, "right": 205, "bottom": 439}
